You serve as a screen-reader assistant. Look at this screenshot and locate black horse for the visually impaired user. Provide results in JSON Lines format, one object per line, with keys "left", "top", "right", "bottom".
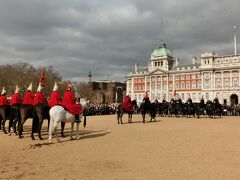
{"left": 212, "top": 99, "right": 222, "bottom": 118}
{"left": 19, "top": 104, "right": 50, "bottom": 140}
{"left": 0, "top": 105, "right": 11, "bottom": 134}
{"left": 195, "top": 99, "right": 206, "bottom": 118}
{"left": 186, "top": 98, "right": 195, "bottom": 118}
{"left": 117, "top": 100, "right": 137, "bottom": 124}
{"left": 140, "top": 99, "right": 157, "bottom": 123}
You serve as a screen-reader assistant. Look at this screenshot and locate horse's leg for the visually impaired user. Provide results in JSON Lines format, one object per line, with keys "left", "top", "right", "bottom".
{"left": 48, "top": 119, "right": 54, "bottom": 143}
{"left": 2, "top": 117, "right": 8, "bottom": 134}
{"left": 61, "top": 122, "right": 65, "bottom": 137}
{"left": 70, "top": 122, "right": 74, "bottom": 140}
{"left": 38, "top": 117, "right": 44, "bottom": 140}
{"left": 55, "top": 125, "right": 60, "bottom": 142}
{"left": 76, "top": 121, "right": 80, "bottom": 140}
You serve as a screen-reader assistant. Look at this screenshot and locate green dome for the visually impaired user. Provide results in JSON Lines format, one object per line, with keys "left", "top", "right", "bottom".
{"left": 151, "top": 43, "right": 173, "bottom": 58}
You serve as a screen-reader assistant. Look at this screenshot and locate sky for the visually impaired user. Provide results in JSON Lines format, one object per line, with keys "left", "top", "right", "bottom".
{"left": 0, "top": 0, "right": 239, "bottom": 82}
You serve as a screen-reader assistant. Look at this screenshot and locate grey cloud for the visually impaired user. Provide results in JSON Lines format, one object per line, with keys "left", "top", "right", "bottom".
{"left": 0, "top": 0, "right": 239, "bottom": 82}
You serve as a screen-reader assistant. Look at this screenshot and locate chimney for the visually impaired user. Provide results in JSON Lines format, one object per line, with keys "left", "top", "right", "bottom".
{"left": 134, "top": 64, "right": 138, "bottom": 73}
{"left": 175, "top": 58, "right": 180, "bottom": 67}
{"left": 192, "top": 56, "right": 197, "bottom": 65}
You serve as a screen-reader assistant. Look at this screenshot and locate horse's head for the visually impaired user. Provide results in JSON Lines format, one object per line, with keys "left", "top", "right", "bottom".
{"left": 79, "top": 98, "right": 89, "bottom": 108}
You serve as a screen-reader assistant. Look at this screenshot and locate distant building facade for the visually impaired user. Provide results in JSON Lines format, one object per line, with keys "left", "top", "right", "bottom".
{"left": 88, "top": 79, "right": 126, "bottom": 104}
{"left": 126, "top": 42, "right": 240, "bottom": 105}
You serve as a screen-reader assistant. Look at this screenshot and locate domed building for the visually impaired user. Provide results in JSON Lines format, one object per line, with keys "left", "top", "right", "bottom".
{"left": 126, "top": 42, "right": 240, "bottom": 105}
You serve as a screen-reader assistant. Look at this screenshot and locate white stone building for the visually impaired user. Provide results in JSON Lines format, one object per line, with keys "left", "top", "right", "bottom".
{"left": 126, "top": 42, "right": 240, "bottom": 105}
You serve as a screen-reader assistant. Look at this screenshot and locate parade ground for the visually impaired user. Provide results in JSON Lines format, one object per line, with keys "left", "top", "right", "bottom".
{"left": 1, "top": 115, "right": 240, "bottom": 180}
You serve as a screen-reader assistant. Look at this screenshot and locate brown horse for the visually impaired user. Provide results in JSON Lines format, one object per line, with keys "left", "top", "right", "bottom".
{"left": 19, "top": 104, "right": 50, "bottom": 140}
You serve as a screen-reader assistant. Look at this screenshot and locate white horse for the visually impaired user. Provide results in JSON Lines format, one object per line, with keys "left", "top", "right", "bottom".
{"left": 48, "top": 98, "right": 89, "bottom": 143}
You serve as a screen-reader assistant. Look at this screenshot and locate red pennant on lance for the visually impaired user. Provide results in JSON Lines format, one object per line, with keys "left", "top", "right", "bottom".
{"left": 39, "top": 69, "right": 46, "bottom": 86}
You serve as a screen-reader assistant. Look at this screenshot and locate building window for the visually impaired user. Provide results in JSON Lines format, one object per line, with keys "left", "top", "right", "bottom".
{"left": 192, "top": 93, "right": 196, "bottom": 100}
{"left": 175, "top": 75, "right": 179, "bottom": 80}
{"left": 206, "top": 93, "right": 209, "bottom": 100}
{"left": 192, "top": 74, "right": 196, "bottom": 79}
{"left": 223, "top": 71, "right": 230, "bottom": 76}
{"left": 169, "top": 75, "right": 173, "bottom": 80}
{"left": 186, "top": 74, "right": 190, "bottom": 80}
{"left": 175, "top": 82, "right": 179, "bottom": 89}
{"left": 215, "top": 72, "right": 221, "bottom": 77}
{"left": 233, "top": 78, "right": 239, "bottom": 87}
{"left": 186, "top": 81, "right": 190, "bottom": 89}
{"left": 204, "top": 80, "right": 210, "bottom": 88}
{"left": 163, "top": 82, "right": 167, "bottom": 90}
{"left": 151, "top": 84, "right": 155, "bottom": 91}
{"left": 157, "top": 76, "right": 161, "bottom": 81}
{"left": 198, "top": 93, "right": 201, "bottom": 100}
{"left": 181, "top": 93, "right": 185, "bottom": 100}
{"left": 181, "top": 82, "right": 185, "bottom": 89}
{"left": 216, "top": 79, "right": 221, "bottom": 88}
{"left": 158, "top": 83, "right": 161, "bottom": 90}
{"left": 224, "top": 78, "right": 230, "bottom": 87}
{"left": 192, "top": 81, "right": 196, "bottom": 89}
{"left": 232, "top": 71, "right": 239, "bottom": 76}
{"left": 169, "top": 83, "right": 173, "bottom": 90}
{"left": 181, "top": 74, "right": 185, "bottom": 80}
{"left": 163, "top": 76, "right": 167, "bottom": 81}
{"left": 197, "top": 81, "right": 202, "bottom": 89}
{"left": 161, "top": 61, "right": 163, "bottom": 66}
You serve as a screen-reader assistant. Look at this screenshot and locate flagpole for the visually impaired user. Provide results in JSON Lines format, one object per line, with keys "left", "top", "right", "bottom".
{"left": 234, "top": 26, "right": 237, "bottom": 55}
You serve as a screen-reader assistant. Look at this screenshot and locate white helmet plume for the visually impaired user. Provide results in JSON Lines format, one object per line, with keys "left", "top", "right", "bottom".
{"left": 1, "top": 87, "right": 6, "bottom": 95}
{"left": 37, "top": 83, "right": 42, "bottom": 92}
{"left": 27, "top": 83, "right": 33, "bottom": 91}
{"left": 53, "top": 81, "right": 58, "bottom": 91}
{"left": 15, "top": 85, "right": 20, "bottom": 93}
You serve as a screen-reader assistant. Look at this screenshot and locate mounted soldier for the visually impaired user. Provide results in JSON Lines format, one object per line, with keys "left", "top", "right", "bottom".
{"left": 49, "top": 82, "right": 65, "bottom": 137}
{"left": 49, "top": 81, "right": 62, "bottom": 108}
{"left": 122, "top": 94, "right": 134, "bottom": 113}
{"left": 63, "top": 81, "right": 83, "bottom": 123}
{"left": 9, "top": 85, "right": 22, "bottom": 134}
{"left": 0, "top": 87, "right": 11, "bottom": 134}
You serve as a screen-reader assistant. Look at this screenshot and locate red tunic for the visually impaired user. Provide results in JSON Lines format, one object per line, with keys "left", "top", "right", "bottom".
{"left": 22, "top": 91, "right": 34, "bottom": 105}
{"left": 48, "top": 91, "right": 62, "bottom": 108}
{"left": 63, "top": 90, "right": 83, "bottom": 115}
{"left": 122, "top": 95, "right": 134, "bottom": 112}
{"left": 10, "top": 93, "right": 22, "bottom": 105}
{"left": 33, "top": 92, "right": 47, "bottom": 105}
{"left": 0, "top": 95, "right": 9, "bottom": 106}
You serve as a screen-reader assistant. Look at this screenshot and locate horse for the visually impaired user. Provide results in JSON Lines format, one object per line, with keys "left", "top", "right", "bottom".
{"left": 195, "top": 99, "right": 206, "bottom": 118}
{"left": 18, "top": 102, "right": 50, "bottom": 140}
{"left": 48, "top": 98, "right": 88, "bottom": 143}
{"left": 140, "top": 99, "right": 157, "bottom": 123}
{"left": 212, "top": 99, "right": 222, "bottom": 118}
{"left": 168, "top": 99, "right": 175, "bottom": 117}
{"left": 117, "top": 100, "right": 137, "bottom": 124}
{"left": 0, "top": 105, "right": 11, "bottom": 134}
{"left": 186, "top": 99, "right": 195, "bottom": 118}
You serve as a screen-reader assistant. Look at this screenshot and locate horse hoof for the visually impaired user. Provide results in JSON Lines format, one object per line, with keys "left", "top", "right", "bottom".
{"left": 31, "top": 136, "right": 35, "bottom": 140}
{"left": 76, "top": 136, "right": 80, "bottom": 140}
{"left": 70, "top": 137, "right": 74, "bottom": 140}
{"left": 8, "top": 133, "right": 11, "bottom": 136}
{"left": 48, "top": 139, "right": 53, "bottom": 144}
{"left": 57, "top": 139, "right": 61, "bottom": 142}
{"left": 39, "top": 137, "right": 43, "bottom": 140}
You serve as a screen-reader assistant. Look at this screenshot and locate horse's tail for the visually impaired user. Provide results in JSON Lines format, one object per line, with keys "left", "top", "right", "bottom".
{"left": 83, "top": 115, "right": 87, "bottom": 127}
